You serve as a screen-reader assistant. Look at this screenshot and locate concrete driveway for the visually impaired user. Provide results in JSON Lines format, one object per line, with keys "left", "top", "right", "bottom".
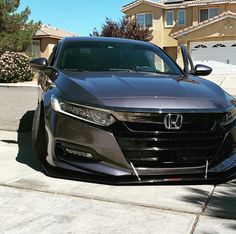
{"left": 0, "top": 85, "right": 236, "bottom": 234}
{"left": 206, "top": 74, "right": 236, "bottom": 96}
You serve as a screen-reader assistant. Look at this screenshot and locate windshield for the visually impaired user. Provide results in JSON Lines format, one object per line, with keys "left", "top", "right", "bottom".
{"left": 60, "top": 40, "right": 182, "bottom": 75}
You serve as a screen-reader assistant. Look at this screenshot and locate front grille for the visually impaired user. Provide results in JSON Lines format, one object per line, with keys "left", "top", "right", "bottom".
{"left": 113, "top": 113, "right": 226, "bottom": 168}
{"left": 124, "top": 122, "right": 215, "bottom": 132}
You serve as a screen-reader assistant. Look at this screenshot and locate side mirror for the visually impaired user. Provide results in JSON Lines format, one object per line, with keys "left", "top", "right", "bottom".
{"left": 193, "top": 64, "right": 212, "bottom": 76}
{"left": 30, "top": 57, "right": 48, "bottom": 70}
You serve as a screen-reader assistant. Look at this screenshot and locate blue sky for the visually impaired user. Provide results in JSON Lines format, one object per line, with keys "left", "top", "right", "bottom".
{"left": 18, "top": 0, "right": 134, "bottom": 36}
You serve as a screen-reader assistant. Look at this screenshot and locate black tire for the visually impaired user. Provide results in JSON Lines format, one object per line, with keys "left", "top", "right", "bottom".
{"left": 32, "top": 102, "right": 47, "bottom": 163}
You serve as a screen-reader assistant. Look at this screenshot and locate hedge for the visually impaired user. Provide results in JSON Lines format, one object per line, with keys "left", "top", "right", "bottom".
{"left": 0, "top": 51, "right": 34, "bottom": 83}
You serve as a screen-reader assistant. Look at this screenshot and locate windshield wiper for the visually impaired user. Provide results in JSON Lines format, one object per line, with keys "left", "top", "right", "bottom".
{"left": 108, "top": 68, "right": 137, "bottom": 72}
{"left": 135, "top": 69, "right": 161, "bottom": 73}
{"left": 62, "top": 68, "right": 89, "bottom": 72}
{"left": 109, "top": 68, "right": 171, "bottom": 74}
{"left": 136, "top": 69, "right": 181, "bottom": 75}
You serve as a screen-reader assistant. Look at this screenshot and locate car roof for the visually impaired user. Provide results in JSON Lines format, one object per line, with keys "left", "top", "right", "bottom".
{"left": 61, "top": 36, "right": 154, "bottom": 47}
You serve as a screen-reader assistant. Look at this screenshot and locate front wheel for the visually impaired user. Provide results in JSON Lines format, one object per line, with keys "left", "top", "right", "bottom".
{"left": 32, "top": 102, "right": 47, "bottom": 163}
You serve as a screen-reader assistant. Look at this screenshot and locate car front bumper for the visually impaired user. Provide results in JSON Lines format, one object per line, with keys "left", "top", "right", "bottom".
{"left": 43, "top": 110, "right": 236, "bottom": 185}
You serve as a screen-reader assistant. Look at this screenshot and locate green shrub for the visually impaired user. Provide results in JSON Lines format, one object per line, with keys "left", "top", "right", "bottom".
{"left": 0, "top": 51, "right": 34, "bottom": 83}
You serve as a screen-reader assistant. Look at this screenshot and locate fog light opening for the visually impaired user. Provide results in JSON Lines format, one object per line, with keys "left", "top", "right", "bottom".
{"left": 65, "top": 148, "right": 93, "bottom": 159}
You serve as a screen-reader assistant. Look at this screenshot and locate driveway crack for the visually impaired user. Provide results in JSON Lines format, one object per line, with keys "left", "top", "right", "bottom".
{"left": 189, "top": 185, "right": 216, "bottom": 234}
{"left": 0, "top": 182, "right": 200, "bottom": 216}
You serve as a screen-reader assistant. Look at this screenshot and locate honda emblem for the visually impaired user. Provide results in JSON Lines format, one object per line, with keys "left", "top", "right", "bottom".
{"left": 164, "top": 114, "right": 183, "bottom": 130}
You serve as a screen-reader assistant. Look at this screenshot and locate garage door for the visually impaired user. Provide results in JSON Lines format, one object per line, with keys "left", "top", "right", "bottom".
{"left": 190, "top": 41, "right": 236, "bottom": 75}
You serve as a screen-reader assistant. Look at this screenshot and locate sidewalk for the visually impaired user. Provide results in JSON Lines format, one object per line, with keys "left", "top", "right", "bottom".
{"left": 0, "top": 86, "right": 38, "bottom": 131}
{"left": 0, "top": 130, "right": 235, "bottom": 233}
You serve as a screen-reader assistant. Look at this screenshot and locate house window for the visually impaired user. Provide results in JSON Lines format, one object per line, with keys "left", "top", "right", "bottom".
{"left": 212, "top": 44, "right": 226, "bottom": 48}
{"left": 194, "top": 45, "right": 207, "bottom": 48}
{"left": 178, "top": 10, "right": 186, "bottom": 25}
{"left": 200, "top": 8, "right": 219, "bottom": 22}
{"left": 136, "top": 13, "right": 153, "bottom": 27}
{"left": 25, "top": 40, "right": 41, "bottom": 58}
{"left": 166, "top": 11, "right": 174, "bottom": 27}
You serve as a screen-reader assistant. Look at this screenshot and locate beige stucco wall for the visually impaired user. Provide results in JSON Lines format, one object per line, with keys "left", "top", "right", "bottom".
{"left": 226, "top": 3, "right": 236, "bottom": 12}
{"left": 124, "top": 2, "right": 236, "bottom": 48}
{"left": 40, "top": 38, "right": 58, "bottom": 58}
{"left": 125, "top": 3, "right": 163, "bottom": 47}
{"left": 162, "top": 7, "right": 193, "bottom": 47}
{"left": 162, "top": 3, "right": 236, "bottom": 46}
{"left": 124, "top": 1, "right": 236, "bottom": 65}
{"left": 192, "top": 4, "right": 226, "bottom": 25}
{"left": 191, "top": 2, "right": 236, "bottom": 26}
{"left": 177, "top": 18, "right": 236, "bottom": 45}
{"left": 163, "top": 46, "right": 177, "bottom": 61}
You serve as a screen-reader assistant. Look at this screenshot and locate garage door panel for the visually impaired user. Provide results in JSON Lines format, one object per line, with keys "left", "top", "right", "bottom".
{"left": 190, "top": 41, "right": 236, "bottom": 74}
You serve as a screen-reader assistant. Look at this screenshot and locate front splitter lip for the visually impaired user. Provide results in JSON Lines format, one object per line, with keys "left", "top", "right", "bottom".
{"left": 42, "top": 161, "right": 236, "bottom": 185}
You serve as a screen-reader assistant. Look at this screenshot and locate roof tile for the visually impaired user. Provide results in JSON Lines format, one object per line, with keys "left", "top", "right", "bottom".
{"left": 122, "top": 0, "right": 236, "bottom": 12}
{"left": 34, "top": 25, "right": 77, "bottom": 39}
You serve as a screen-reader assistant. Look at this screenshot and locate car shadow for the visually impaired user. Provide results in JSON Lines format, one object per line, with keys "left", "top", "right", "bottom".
{"left": 179, "top": 180, "right": 236, "bottom": 231}
{"left": 16, "top": 111, "right": 43, "bottom": 172}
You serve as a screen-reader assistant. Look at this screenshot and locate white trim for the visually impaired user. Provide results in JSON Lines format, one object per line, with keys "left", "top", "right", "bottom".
{"left": 122, "top": 0, "right": 233, "bottom": 12}
{"left": 165, "top": 10, "right": 174, "bottom": 27}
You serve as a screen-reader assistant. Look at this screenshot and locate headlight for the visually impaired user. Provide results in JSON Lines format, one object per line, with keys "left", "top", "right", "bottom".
{"left": 51, "top": 95, "right": 116, "bottom": 126}
{"left": 220, "top": 108, "right": 236, "bottom": 126}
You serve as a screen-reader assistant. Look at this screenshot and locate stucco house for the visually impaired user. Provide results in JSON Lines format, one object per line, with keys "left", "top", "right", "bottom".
{"left": 122, "top": 0, "right": 236, "bottom": 74}
{"left": 26, "top": 24, "right": 77, "bottom": 58}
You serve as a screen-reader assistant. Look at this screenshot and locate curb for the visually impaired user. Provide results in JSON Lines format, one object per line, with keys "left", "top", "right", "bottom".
{"left": 0, "top": 82, "right": 38, "bottom": 88}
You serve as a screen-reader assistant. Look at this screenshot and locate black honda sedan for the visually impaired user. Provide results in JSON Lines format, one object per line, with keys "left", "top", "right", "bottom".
{"left": 30, "top": 37, "right": 236, "bottom": 184}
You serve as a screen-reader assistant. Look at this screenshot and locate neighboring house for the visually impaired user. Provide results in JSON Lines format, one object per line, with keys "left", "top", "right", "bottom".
{"left": 26, "top": 24, "right": 77, "bottom": 58}
{"left": 122, "top": 0, "right": 236, "bottom": 74}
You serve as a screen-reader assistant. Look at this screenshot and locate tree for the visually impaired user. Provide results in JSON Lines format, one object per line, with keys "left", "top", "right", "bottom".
{"left": 91, "top": 17, "right": 153, "bottom": 42}
{"left": 0, "top": 0, "right": 41, "bottom": 54}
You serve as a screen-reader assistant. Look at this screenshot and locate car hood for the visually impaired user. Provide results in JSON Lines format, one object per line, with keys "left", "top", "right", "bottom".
{"left": 55, "top": 71, "right": 233, "bottom": 111}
